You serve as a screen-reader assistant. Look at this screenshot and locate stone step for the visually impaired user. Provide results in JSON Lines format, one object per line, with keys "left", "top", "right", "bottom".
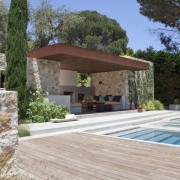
{"left": 76, "top": 110, "right": 137, "bottom": 119}
{"left": 29, "top": 111, "right": 179, "bottom": 136}
{"left": 76, "top": 110, "right": 172, "bottom": 121}
{"left": 29, "top": 111, "right": 170, "bottom": 135}
{"left": 95, "top": 126, "right": 138, "bottom": 135}
{"left": 81, "top": 111, "right": 177, "bottom": 127}
{"left": 83, "top": 113, "right": 180, "bottom": 133}
{"left": 93, "top": 114, "right": 180, "bottom": 135}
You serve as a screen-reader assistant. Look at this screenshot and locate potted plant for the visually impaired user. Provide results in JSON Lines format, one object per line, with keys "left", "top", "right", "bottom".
{"left": 137, "top": 102, "right": 143, "bottom": 112}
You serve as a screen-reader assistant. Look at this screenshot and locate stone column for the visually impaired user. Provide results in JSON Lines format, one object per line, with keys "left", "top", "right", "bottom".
{"left": 27, "top": 57, "right": 61, "bottom": 94}
{"left": 0, "top": 91, "right": 18, "bottom": 179}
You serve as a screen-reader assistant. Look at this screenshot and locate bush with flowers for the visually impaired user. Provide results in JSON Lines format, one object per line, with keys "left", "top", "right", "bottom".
{"left": 27, "top": 90, "right": 69, "bottom": 123}
{"left": 142, "top": 101, "right": 155, "bottom": 111}
{"left": 142, "top": 100, "right": 164, "bottom": 111}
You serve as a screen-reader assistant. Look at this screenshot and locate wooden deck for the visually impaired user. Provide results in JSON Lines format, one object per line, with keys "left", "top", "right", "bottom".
{"left": 18, "top": 132, "right": 180, "bottom": 180}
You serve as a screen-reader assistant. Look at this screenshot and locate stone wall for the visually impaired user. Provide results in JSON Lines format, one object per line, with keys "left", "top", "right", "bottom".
{"left": 0, "top": 55, "right": 62, "bottom": 94}
{"left": 27, "top": 58, "right": 61, "bottom": 94}
{"left": 0, "top": 53, "right": 6, "bottom": 70}
{"left": 0, "top": 91, "right": 18, "bottom": 179}
{"left": 91, "top": 62, "right": 154, "bottom": 107}
{"left": 91, "top": 70, "right": 130, "bottom": 97}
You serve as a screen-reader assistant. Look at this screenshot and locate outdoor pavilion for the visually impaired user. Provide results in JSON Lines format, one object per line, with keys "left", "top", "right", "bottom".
{"left": 27, "top": 43, "right": 151, "bottom": 112}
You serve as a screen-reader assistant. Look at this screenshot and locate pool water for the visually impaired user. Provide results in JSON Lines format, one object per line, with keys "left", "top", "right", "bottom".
{"left": 109, "top": 128, "right": 180, "bottom": 146}
{"left": 155, "top": 118, "right": 180, "bottom": 128}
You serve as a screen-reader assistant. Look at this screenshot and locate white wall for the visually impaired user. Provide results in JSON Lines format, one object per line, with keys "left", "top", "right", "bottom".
{"left": 47, "top": 95, "right": 71, "bottom": 110}
{"left": 60, "top": 70, "right": 77, "bottom": 86}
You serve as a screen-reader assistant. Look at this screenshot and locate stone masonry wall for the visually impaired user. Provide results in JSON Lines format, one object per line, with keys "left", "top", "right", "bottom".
{"left": 91, "top": 70, "right": 130, "bottom": 97}
{"left": 27, "top": 58, "right": 61, "bottom": 94}
{"left": 0, "top": 55, "right": 61, "bottom": 94}
{"left": 91, "top": 61, "right": 154, "bottom": 108}
{"left": 0, "top": 53, "right": 6, "bottom": 70}
{"left": 0, "top": 91, "right": 18, "bottom": 179}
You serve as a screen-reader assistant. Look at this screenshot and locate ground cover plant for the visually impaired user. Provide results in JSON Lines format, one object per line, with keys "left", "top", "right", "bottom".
{"left": 18, "top": 126, "right": 30, "bottom": 137}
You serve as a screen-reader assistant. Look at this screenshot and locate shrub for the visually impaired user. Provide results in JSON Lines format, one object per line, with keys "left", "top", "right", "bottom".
{"left": 142, "top": 100, "right": 164, "bottom": 111}
{"left": 18, "top": 127, "right": 30, "bottom": 137}
{"left": 142, "top": 103, "right": 147, "bottom": 110}
{"left": 143, "top": 101, "right": 155, "bottom": 111}
{"left": 28, "top": 89, "right": 44, "bottom": 102}
{"left": 28, "top": 102, "right": 68, "bottom": 123}
{"left": 27, "top": 91, "right": 69, "bottom": 123}
{"left": 153, "top": 100, "right": 164, "bottom": 110}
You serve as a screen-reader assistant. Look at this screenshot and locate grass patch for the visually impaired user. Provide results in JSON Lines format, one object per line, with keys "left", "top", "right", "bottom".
{"left": 18, "top": 126, "right": 30, "bottom": 137}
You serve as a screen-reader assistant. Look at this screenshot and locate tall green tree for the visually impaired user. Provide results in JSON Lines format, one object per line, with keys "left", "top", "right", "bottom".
{"left": 0, "top": 0, "right": 8, "bottom": 53}
{"left": 60, "top": 10, "right": 128, "bottom": 84}
{"left": 61, "top": 11, "right": 128, "bottom": 55}
{"left": 30, "top": 3, "right": 128, "bottom": 55}
{"left": 5, "top": 0, "right": 28, "bottom": 119}
{"left": 29, "top": 0, "right": 68, "bottom": 48}
{"left": 137, "top": 0, "right": 180, "bottom": 52}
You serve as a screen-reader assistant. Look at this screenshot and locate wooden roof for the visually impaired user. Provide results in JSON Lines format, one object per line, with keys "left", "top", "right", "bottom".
{"left": 27, "top": 43, "right": 150, "bottom": 73}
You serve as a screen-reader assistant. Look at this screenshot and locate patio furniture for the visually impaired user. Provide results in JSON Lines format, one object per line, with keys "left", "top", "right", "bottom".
{"left": 94, "top": 95, "right": 124, "bottom": 111}
{"left": 96, "top": 104, "right": 112, "bottom": 112}
{"left": 105, "top": 101, "right": 123, "bottom": 111}
{"left": 104, "top": 104, "right": 112, "bottom": 111}
{"left": 96, "top": 104, "right": 105, "bottom": 112}
{"left": 82, "top": 101, "right": 93, "bottom": 111}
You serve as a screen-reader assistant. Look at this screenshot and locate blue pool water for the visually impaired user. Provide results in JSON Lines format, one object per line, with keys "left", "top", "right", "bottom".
{"left": 109, "top": 128, "right": 180, "bottom": 146}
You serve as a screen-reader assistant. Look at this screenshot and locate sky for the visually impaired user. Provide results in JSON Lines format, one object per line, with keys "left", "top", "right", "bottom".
{"left": 5, "top": 0, "right": 166, "bottom": 52}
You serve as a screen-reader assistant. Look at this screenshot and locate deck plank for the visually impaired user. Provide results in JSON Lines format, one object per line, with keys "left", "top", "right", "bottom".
{"left": 18, "top": 132, "right": 180, "bottom": 180}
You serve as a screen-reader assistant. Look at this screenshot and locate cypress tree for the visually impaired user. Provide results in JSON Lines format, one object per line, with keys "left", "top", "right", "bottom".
{"left": 5, "top": 0, "right": 28, "bottom": 119}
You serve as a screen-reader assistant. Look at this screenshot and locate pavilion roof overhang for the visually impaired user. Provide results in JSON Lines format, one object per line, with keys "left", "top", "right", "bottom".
{"left": 27, "top": 43, "right": 150, "bottom": 73}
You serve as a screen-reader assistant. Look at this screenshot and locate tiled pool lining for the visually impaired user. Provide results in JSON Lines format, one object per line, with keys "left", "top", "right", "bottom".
{"left": 106, "top": 127, "right": 180, "bottom": 146}
{"left": 90, "top": 130, "right": 180, "bottom": 148}
{"left": 100, "top": 117, "right": 180, "bottom": 147}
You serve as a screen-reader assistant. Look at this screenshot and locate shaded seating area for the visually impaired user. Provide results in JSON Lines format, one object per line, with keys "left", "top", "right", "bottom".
{"left": 27, "top": 43, "right": 151, "bottom": 115}
{"left": 46, "top": 94, "right": 127, "bottom": 114}
{"left": 94, "top": 95, "right": 124, "bottom": 112}
{"left": 76, "top": 95, "right": 126, "bottom": 113}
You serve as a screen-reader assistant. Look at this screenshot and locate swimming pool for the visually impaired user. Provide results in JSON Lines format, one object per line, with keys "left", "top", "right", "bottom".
{"left": 154, "top": 118, "right": 180, "bottom": 128}
{"left": 108, "top": 128, "right": 180, "bottom": 146}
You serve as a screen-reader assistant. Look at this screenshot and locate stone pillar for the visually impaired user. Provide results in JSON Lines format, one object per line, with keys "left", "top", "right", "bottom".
{"left": 27, "top": 57, "right": 61, "bottom": 94}
{"left": 0, "top": 91, "right": 18, "bottom": 179}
